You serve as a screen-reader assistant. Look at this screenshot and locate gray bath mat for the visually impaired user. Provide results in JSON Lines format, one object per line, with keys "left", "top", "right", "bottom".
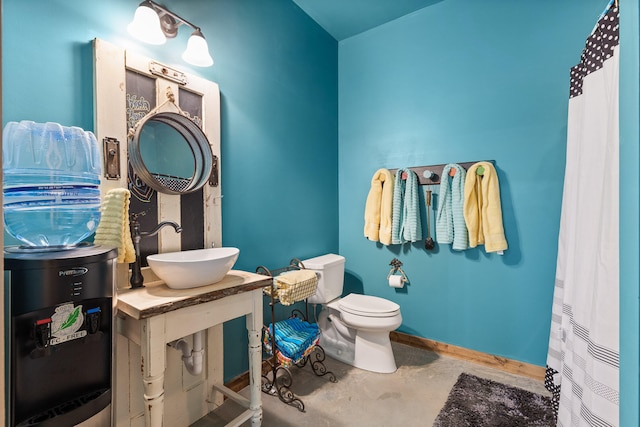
{"left": 433, "top": 373, "right": 555, "bottom": 427}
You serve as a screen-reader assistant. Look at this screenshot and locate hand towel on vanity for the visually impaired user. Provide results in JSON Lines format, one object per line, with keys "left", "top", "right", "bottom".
{"left": 364, "top": 168, "right": 395, "bottom": 245}
{"left": 391, "top": 168, "right": 422, "bottom": 244}
{"left": 93, "top": 188, "right": 136, "bottom": 263}
{"left": 463, "top": 162, "right": 508, "bottom": 253}
{"left": 436, "top": 164, "right": 469, "bottom": 250}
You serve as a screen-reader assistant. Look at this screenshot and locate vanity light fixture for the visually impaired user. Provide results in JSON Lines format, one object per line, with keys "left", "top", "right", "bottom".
{"left": 127, "top": 1, "right": 166, "bottom": 45}
{"left": 128, "top": 0, "right": 214, "bottom": 67}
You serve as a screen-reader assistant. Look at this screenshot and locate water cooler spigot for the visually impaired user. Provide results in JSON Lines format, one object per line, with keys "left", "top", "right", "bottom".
{"left": 86, "top": 307, "right": 101, "bottom": 334}
{"left": 34, "top": 319, "right": 52, "bottom": 349}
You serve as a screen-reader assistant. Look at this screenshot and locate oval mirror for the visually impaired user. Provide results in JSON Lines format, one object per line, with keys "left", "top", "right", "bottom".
{"left": 128, "top": 112, "right": 213, "bottom": 195}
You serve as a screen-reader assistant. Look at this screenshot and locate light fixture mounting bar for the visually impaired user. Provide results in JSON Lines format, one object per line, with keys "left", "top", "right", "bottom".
{"left": 147, "top": 0, "right": 200, "bottom": 35}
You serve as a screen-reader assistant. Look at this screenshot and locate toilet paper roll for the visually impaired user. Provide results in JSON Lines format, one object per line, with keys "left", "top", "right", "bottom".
{"left": 388, "top": 275, "right": 404, "bottom": 288}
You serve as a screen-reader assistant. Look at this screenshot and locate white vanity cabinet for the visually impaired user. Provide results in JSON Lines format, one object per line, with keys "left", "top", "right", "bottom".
{"left": 116, "top": 270, "right": 271, "bottom": 427}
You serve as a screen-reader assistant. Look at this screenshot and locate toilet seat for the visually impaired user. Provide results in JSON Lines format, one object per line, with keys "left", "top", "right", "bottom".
{"left": 338, "top": 293, "right": 400, "bottom": 318}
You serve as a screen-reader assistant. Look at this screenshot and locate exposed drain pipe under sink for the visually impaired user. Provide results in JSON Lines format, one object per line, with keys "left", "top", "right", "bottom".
{"left": 168, "top": 330, "right": 204, "bottom": 376}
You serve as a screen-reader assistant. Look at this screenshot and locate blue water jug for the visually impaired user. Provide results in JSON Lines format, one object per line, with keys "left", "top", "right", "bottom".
{"left": 3, "top": 121, "right": 102, "bottom": 247}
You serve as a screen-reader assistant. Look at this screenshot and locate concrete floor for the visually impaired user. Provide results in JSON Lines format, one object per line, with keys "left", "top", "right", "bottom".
{"left": 193, "top": 342, "right": 550, "bottom": 427}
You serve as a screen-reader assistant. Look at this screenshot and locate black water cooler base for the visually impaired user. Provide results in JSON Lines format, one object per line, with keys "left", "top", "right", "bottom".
{"left": 17, "top": 390, "right": 110, "bottom": 427}
{"left": 5, "top": 245, "right": 117, "bottom": 427}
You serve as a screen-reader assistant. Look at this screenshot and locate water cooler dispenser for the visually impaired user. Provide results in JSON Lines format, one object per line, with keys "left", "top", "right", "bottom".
{"left": 4, "top": 245, "right": 118, "bottom": 427}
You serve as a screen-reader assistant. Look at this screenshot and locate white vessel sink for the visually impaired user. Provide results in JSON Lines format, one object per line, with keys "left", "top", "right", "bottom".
{"left": 146, "top": 247, "right": 240, "bottom": 289}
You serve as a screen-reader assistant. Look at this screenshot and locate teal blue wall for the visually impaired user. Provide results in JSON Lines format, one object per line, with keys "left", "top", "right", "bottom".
{"left": 619, "top": 1, "right": 640, "bottom": 425}
{"left": 339, "top": 0, "right": 639, "bottom": 421}
{"left": 2, "top": 0, "right": 339, "bottom": 380}
{"left": 338, "top": 0, "right": 610, "bottom": 366}
{"left": 3, "top": 1, "right": 639, "bottom": 419}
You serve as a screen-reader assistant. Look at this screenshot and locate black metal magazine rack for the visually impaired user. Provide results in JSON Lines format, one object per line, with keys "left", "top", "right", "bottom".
{"left": 256, "top": 258, "right": 337, "bottom": 412}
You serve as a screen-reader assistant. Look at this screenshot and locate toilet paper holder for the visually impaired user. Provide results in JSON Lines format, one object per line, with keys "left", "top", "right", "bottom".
{"left": 387, "top": 258, "right": 408, "bottom": 284}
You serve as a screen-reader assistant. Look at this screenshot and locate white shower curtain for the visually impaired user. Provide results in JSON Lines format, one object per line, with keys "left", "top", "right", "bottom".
{"left": 546, "top": 2, "right": 619, "bottom": 426}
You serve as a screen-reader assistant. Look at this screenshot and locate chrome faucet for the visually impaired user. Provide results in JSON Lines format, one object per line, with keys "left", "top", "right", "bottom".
{"left": 129, "top": 212, "right": 182, "bottom": 289}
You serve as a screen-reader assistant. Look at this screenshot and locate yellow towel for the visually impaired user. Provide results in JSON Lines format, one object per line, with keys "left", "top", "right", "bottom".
{"left": 275, "top": 269, "right": 317, "bottom": 287}
{"left": 463, "top": 162, "right": 508, "bottom": 253}
{"left": 94, "top": 188, "right": 136, "bottom": 263}
{"left": 272, "top": 270, "right": 318, "bottom": 305}
{"left": 363, "top": 168, "right": 395, "bottom": 245}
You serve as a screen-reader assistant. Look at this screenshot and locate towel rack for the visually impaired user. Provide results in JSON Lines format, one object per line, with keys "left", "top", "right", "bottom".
{"left": 256, "top": 259, "right": 337, "bottom": 412}
{"left": 390, "top": 160, "right": 494, "bottom": 185}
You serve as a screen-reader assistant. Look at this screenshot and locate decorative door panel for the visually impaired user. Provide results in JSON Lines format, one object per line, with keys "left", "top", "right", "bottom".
{"left": 94, "top": 38, "right": 221, "bottom": 276}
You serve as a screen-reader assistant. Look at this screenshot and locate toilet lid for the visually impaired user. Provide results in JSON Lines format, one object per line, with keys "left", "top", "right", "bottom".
{"left": 338, "top": 293, "right": 400, "bottom": 318}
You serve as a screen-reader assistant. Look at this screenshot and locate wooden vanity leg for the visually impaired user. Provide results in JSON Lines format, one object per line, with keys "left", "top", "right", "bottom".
{"left": 246, "top": 290, "right": 263, "bottom": 426}
{"left": 141, "top": 316, "right": 167, "bottom": 427}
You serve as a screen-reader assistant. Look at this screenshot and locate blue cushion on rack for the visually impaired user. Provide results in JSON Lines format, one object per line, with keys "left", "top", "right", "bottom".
{"left": 265, "top": 317, "right": 320, "bottom": 364}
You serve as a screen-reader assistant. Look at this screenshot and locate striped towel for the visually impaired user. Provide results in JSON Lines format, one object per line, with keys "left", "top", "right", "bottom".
{"left": 436, "top": 164, "right": 469, "bottom": 251}
{"left": 94, "top": 188, "right": 136, "bottom": 263}
{"left": 263, "top": 317, "right": 320, "bottom": 367}
{"left": 391, "top": 168, "right": 422, "bottom": 244}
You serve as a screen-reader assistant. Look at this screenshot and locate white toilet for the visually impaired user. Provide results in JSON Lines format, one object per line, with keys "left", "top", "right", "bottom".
{"left": 303, "top": 254, "right": 402, "bottom": 374}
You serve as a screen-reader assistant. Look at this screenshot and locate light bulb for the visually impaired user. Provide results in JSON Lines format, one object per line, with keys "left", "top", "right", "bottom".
{"left": 182, "top": 30, "right": 214, "bottom": 67}
{"left": 127, "top": 1, "right": 166, "bottom": 45}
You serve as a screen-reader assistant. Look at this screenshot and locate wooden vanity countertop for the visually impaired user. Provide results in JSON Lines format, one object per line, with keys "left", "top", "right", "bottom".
{"left": 116, "top": 270, "right": 272, "bottom": 320}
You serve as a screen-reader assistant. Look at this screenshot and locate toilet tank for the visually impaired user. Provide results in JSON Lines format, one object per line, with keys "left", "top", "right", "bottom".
{"left": 302, "top": 254, "right": 345, "bottom": 304}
